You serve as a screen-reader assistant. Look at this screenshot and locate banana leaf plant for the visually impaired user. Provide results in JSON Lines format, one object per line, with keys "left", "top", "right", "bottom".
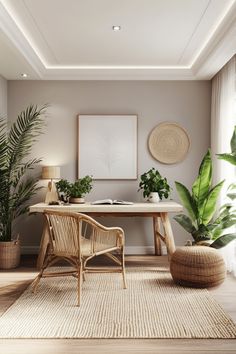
{"left": 174, "top": 149, "right": 236, "bottom": 248}
{"left": 217, "top": 126, "right": 236, "bottom": 166}
{"left": 217, "top": 125, "right": 236, "bottom": 200}
{"left": 0, "top": 105, "right": 46, "bottom": 242}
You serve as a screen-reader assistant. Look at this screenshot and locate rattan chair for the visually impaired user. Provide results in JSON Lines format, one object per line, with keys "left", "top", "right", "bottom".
{"left": 32, "top": 210, "right": 127, "bottom": 306}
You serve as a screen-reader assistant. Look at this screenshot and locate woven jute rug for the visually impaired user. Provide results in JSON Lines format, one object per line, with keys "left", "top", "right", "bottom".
{"left": 0, "top": 267, "right": 235, "bottom": 339}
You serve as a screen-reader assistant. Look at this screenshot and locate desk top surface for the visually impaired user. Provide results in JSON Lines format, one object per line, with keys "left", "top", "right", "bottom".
{"left": 30, "top": 201, "right": 183, "bottom": 214}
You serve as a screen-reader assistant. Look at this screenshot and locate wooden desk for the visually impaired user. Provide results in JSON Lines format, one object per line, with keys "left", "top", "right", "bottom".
{"left": 30, "top": 201, "right": 183, "bottom": 269}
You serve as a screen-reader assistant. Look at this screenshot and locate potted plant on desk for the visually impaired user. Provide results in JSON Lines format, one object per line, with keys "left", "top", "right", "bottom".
{"left": 138, "top": 168, "right": 171, "bottom": 203}
{"left": 56, "top": 175, "right": 93, "bottom": 203}
{"left": 0, "top": 105, "right": 46, "bottom": 269}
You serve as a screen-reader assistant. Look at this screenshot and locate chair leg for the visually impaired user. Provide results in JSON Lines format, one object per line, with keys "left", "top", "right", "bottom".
{"left": 31, "top": 255, "right": 53, "bottom": 293}
{"left": 77, "top": 264, "right": 82, "bottom": 306}
{"left": 32, "top": 265, "right": 46, "bottom": 293}
{"left": 121, "top": 248, "right": 127, "bottom": 289}
{"left": 31, "top": 273, "right": 42, "bottom": 293}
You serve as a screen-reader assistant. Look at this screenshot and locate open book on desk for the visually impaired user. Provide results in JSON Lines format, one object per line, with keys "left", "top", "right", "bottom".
{"left": 91, "top": 199, "right": 134, "bottom": 205}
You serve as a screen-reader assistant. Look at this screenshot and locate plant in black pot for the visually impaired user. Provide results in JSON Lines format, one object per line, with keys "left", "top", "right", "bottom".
{"left": 56, "top": 175, "right": 93, "bottom": 203}
{"left": 0, "top": 105, "right": 46, "bottom": 269}
{"left": 138, "top": 168, "right": 171, "bottom": 203}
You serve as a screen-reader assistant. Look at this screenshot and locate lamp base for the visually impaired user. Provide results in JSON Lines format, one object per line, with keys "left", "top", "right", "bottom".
{"left": 45, "top": 180, "right": 59, "bottom": 204}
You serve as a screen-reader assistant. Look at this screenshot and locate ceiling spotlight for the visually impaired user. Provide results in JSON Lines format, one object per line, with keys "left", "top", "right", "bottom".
{"left": 21, "top": 73, "right": 28, "bottom": 78}
{"left": 112, "top": 25, "right": 121, "bottom": 31}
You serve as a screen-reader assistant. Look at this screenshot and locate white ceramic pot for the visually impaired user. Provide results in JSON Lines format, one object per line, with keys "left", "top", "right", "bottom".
{"left": 148, "top": 192, "right": 160, "bottom": 203}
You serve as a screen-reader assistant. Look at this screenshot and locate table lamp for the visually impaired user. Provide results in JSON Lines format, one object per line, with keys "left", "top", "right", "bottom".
{"left": 42, "top": 166, "right": 61, "bottom": 204}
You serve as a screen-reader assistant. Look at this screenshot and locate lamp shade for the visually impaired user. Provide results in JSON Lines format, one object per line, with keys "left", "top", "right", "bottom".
{"left": 42, "top": 166, "right": 60, "bottom": 179}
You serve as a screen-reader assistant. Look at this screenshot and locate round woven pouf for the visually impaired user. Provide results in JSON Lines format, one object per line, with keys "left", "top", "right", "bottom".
{"left": 170, "top": 246, "right": 226, "bottom": 288}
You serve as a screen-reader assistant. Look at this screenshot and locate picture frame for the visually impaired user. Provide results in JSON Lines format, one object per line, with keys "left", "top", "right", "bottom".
{"left": 78, "top": 114, "right": 137, "bottom": 180}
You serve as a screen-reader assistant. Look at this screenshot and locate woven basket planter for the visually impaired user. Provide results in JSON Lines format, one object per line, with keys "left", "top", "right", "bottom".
{"left": 170, "top": 246, "right": 226, "bottom": 288}
{"left": 0, "top": 240, "right": 21, "bottom": 269}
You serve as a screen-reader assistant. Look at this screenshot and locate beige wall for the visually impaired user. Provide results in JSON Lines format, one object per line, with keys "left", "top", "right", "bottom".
{"left": 0, "top": 75, "right": 7, "bottom": 118}
{"left": 8, "top": 80, "right": 211, "bottom": 254}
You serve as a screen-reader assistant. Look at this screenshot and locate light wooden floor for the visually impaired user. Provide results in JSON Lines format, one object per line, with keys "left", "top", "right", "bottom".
{"left": 0, "top": 255, "right": 236, "bottom": 354}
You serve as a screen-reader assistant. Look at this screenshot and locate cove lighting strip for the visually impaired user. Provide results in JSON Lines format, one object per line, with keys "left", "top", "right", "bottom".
{"left": 0, "top": 0, "right": 235, "bottom": 70}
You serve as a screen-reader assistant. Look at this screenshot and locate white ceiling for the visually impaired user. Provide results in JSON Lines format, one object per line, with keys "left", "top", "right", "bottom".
{"left": 0, "top": 0, "right": 236, "bottom": 80}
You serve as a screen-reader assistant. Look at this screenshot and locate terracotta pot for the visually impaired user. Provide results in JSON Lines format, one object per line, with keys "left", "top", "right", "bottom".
{"left": 0, "top": 240, "right": 21, "bottom": 269}
{"left": 69, "top": 197, "right": 85, "bottom": 204}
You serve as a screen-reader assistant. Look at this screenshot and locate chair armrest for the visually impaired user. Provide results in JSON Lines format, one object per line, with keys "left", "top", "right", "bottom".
{"left": 79, "top": 213, "right": 120, "bottom": 231}
{"left": 79, "top": 213, "right": 125, "bottom": 246}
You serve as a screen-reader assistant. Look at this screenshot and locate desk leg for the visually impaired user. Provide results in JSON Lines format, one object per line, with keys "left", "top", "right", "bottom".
{"left": 160, "top": 212, "right": 176, "bottom": 257}
{"left": 153, "top": 216, "right": 162, "bottom": 255}
{"left": 36, "top": 225, "right": 50, "bottom": 270}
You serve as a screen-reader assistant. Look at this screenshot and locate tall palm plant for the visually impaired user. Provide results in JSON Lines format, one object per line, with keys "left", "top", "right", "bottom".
{"left": 0, "top": 105, "right": 46, "bottom": 241}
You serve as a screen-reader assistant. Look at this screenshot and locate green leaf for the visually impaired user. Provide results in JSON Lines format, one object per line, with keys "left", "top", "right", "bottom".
{"left": 210, "top": 233, "right": 236, "bottom": 249}
{"left": 227, "top": 193, "right": 236, "bottom": 200}
{"left": 192, "top": 223, "right": 211, "bottom": 243}
{"left": 211, "top": 213, "right": 236, "bottom": 239}
{"left": 12, "top": 158, "right": 42, "bottom": 188}
{"left": 230, "top": 126, "right": 236, "bottom": 153}
{"left": 192, "top": 149, "right": 212, "bottom": 212}
{"left": 215, "top": 204, "right": 233, "bottom": 223}
{"left": 175, "top": 182, "right": 197, "bottom": 221}
{"left": 201, "top": 180, "right": 224, "bottom": 224}
{"left": 212, "top": 227, "right": 223, "bottom": 239}
{"left": 174, "top": 214, "right": 196, "bottom": 234}
{"left": 217, "top": 153, "right": 236, "bottom": 165}
{"left": 227, "top": 183, "right": 236, "bottom": 191}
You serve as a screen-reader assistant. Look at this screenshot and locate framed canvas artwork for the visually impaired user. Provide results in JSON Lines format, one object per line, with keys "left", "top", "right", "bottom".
{"left": 78, "top": 115, "right": 137, "bottom": 179}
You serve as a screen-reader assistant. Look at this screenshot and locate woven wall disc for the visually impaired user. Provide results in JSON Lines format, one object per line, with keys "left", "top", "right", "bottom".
{"left": 148, "top": 122, "right": 190, "bottom": 164}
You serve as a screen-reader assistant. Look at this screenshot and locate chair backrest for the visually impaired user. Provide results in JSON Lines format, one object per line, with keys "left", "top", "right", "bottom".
{"left": 44, "top": 210, "right": 82, "bottom": 258}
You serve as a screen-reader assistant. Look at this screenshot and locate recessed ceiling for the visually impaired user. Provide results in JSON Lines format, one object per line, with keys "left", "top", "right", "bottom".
{"left": 0, "top": 0, "right": 236, "bottom": 80}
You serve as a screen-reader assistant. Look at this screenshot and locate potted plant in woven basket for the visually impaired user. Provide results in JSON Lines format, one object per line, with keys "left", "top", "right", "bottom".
{"left": 0, "top": 105, "right": 46, "bottom": 269}
{"left": 174, "top": 149, "right": 236, "bottom": 248}
{"left": 56, "top": 176, "right": 93, "bottom": 203}
{"left": 138, "top": 168, "right": 171, "bottom": 203}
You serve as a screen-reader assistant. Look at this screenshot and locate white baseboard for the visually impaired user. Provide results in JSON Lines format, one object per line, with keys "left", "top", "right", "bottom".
{"left": 21, "top": 245, "right": 167, "bottom": 255}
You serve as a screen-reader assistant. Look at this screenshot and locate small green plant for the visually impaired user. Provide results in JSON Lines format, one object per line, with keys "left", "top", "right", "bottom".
{"left": 174, "top": 149, "right": 236, "bottom": 248}
{"left": 56, "top": 175, "right": 93, "bottom": 199}
{"left": 138, "top": 168, "right": 171, "bottom": 200}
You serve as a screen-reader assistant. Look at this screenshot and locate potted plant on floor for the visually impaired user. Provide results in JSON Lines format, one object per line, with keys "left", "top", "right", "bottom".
{"left": 0, "top": 105, "right": 46, "bottom": 269}
{"left": 174, "top": 150, "right": 236, "bottom": 248}
{"left": 138, "top": 168, "right": 171, "bottom": 203}
{"left": 56, "top": 175, "right": 93, "bottom": 203}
